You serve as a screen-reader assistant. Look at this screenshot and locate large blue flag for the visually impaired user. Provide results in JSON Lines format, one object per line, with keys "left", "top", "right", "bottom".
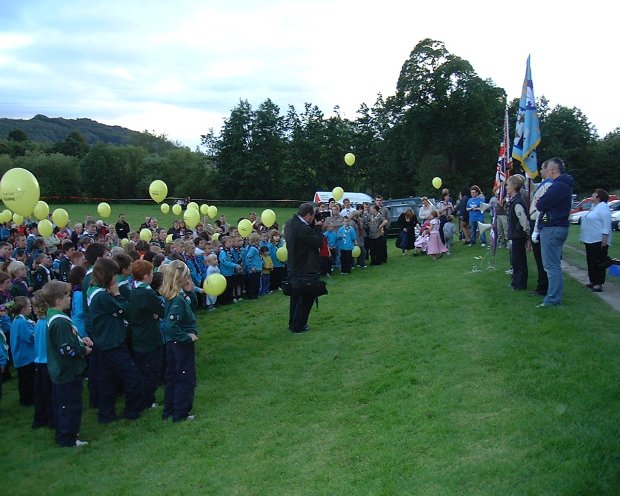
{"left": 512, "top": 56, "right": 541, "bottom": 178}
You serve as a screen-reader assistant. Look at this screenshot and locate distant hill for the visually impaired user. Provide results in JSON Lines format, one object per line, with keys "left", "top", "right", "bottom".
{"left": 0, "top": 114, "right": 142, "bottom": 145}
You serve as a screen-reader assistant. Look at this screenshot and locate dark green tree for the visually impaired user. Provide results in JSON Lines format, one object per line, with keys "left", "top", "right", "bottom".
{"left": 51, "top": 131, "right": 90, "bottom": 158}
{"left": 210, "top": 100, "right": 253, "bottom": 199}
{"left": 8, "top": 129, "right": 28, "bottom": 142}
{"left": 393, "top": 38, "right": 505, "bottom": 196}
{"left": 537, "top": 105, "right": 597, "bottom": 192}
{"left": 248, "top": 99, "right": 287, "bottom": 199}
{"left": 17, "top": 152, "right": 81, "bottom": 198}
{"left": 282, "top": 104, "right": 328, "bottom": 199}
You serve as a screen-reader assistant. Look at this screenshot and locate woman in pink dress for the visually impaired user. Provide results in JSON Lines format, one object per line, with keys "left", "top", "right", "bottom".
{"left": 426, "top": 211, "right": 447, "bottom": 260}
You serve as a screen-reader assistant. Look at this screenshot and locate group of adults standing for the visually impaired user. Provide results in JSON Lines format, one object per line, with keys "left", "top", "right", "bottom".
{"left": 286, "top": 158, "right": 613, "bottom": 334}
{"left": 510, "top": 157, "right": 613, "bottom": 305}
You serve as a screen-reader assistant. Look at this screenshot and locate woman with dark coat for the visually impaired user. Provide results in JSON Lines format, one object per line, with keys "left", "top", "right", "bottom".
{"left": 397, "top": 208, "right": 417, "bottom": 254}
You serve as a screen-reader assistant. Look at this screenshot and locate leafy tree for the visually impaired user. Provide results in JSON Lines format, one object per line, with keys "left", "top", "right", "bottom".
{"left": 129, "top": 130, "right": 179, "bottom": 155}
{"left": 210, "top": 100, "right": 253, "bottom": 199}
{"left": 16, "top": 152, "right": 81, "bottom": 198}
{"left": 575, "top": 128, "right": 620, "bottom": 192}
{"left": 8, "top": 129, "right": 28, "bottom": 142}
{"left": 282, "top": 104, "right": 329, "bottom": 199}
{"left": 248, "top": 99, "right": 287, "bottom": 199}
{"left": 80, "top": 144, "right": 118, "bottom": 198}
{"left": 51, "top": 131, "right": 90, "bottom": 158}
{"left": 393, "top": 38, "right": 505, "bottom": 196}
{"left": 537, "top": 105, "right": 597, "bottom": 192}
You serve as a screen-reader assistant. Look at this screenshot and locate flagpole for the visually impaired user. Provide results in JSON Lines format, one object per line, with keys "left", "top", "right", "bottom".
{"left": 490, "top": 105, "right": 511, "bottom": 263}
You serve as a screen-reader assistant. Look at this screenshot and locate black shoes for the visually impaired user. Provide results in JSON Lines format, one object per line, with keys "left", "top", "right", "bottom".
{"left": 290, "top": 325, "right": 310, "bottom": 333}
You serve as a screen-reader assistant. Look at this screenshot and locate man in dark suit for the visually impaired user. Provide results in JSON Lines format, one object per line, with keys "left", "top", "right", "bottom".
{"left": 284, "top": 203, "right": 324, "bottom": 333}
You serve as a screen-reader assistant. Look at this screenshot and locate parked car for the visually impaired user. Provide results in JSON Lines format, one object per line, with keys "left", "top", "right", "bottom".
{"left": 383, "top": 197, "right": 434, "bottom": 237}
{"left": 612, "top": 211, "right": 620, "bottom": 231}
{"left": 570, "top": 195, "right": 618, "bottom": 215}
{"left": 569, "top": 210, "right": 589, "bottom": 225}
{"left": 570, "top": 199, "right": 620, "bottom": 225}
{"left": 610, "top": 201, "right": 620, "bottom": 231}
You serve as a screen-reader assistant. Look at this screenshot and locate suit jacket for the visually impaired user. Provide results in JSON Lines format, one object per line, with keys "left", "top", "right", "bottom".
{"left": 284, "top": 214, "right": 323, "bottom": 276}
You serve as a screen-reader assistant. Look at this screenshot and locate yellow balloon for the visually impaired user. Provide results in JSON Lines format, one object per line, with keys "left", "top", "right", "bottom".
{"left": 165, "top": 234, "right": 173, "bottom": 244}
{"left": 207, "top": 205, "right": 218, "bottom": 219}
{"left": 332, "top": 186, "right": 344, "bottom": 201}
{"left": 12, "top": 213, "right": 24, "bottom": 225}
{"left": 200, "top": 204, "right": 209, "bottom": 216}
{"left": 172, "top": 204, "right": 182, "bottom": 216}
{"left": 52, "top": 208, "right": 69, "bottom": 228}
{"left": 184, "top": 208, "right": 200, "bottom": 229}
{"left": 238, "top": 218, "right": 253, "bottom": 238}
{"left": 203, "top": 273, "right": 227, "bottom": 296}
{"left": 97, "top": 202, "right": 111, "bottom": 218}
{"left": 149, "top": 180, "right": 168, "bottom": 203}
{"left": 0, "top": 209, "right": 12, "bottom": 224}
{"left": 261, "top": 209, "right": 276, "bottom": 228}
{"left": 0, "top": 167, "right": 40, "bottom": 216}
{"left": 160, "top": 203, "right": 170, "bottom": 214}
{"left": 276, "top": 246, "right": 288, "bottom": 262}
{"left": 140, "top": 228, "right": 152, "bottom": 241}
{"left": 187, "top": 202, "right": 199, "bottom": 212}
{"left": 344, "top": 153, "right": 356, "bottom": 166}
{"left": 352, "top": 245, "right": 361, "bottom": 258}
{"left": 211, "top": 233, "right": 220, "bottom": 241}
{"left": 432, "top": 177, "right": 442, "bottom": 189}
{"left": 37, "top": 219, "right": 53, "bottom": 237}
{"left": 33, "top": 201, "right": 49, "bottom": 221}
{"left": 120, "top": 238, "right": 129, "bottom": 247}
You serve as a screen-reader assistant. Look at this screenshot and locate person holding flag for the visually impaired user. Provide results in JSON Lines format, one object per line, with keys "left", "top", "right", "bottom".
{"left": 528, "top": 161, "right": 553, "bottom": 296}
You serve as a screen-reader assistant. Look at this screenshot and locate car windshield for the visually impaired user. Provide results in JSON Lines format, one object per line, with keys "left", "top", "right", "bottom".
{"left": 390, "top": 206, "right": 414, "bottom": 218}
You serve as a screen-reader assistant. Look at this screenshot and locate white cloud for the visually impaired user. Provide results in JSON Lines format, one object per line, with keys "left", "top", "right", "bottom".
{"left": 0, "top": 0, "right": 618, "bottom": 149}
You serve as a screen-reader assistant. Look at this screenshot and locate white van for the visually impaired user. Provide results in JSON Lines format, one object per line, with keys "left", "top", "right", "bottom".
{"left": 312, "top": 191, "right": 373, "bottom": 206}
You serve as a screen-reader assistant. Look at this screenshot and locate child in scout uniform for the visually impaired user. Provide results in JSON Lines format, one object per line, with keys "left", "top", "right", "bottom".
{"left": 44, "top": 280, "right": 92, "bottom": 447}
{"left": 127, "top": 260, "right": 164, "bottom": 410}
{"left": 87, "top": 258, "right": 144, "bottom": 423}
{"left": 159, "top": 260, "right": 198, "bottom": 422}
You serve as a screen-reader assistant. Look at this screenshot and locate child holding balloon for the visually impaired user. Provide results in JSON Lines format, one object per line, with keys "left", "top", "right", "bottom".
{"left": 205, "top": 254, "right": 220, "bottom": 310}
{"left": 337, "top": 216, "right": 357, "bottom": 274}
{"left": 217, "top": 236, "right": 240, "bottom": 305}
{"left": 160, "top": 260, "right": 198, "bottom": 422}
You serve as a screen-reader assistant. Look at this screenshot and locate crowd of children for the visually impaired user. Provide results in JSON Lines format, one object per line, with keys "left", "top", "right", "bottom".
{"left": 0, "top": 198, "right": 459, "bottom": 448}
{"left": 0, "top": 211, "right": 295, "bottom": 447}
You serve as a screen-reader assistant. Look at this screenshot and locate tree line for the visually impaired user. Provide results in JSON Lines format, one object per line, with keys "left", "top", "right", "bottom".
{"left": 1, "top": 39, "right": 618, "bottom": 202}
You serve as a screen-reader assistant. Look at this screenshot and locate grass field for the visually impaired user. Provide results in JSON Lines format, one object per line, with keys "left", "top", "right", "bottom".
{"left": 1, "top": 208, "right": 619, "bottom": 495}
{"left": 42, "top": 202, "right": 298, "bottom": 235}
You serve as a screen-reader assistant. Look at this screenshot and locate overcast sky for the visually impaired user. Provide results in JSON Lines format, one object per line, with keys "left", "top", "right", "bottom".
{"left": 1, "top": 0, "right": 618, "bottom": 150}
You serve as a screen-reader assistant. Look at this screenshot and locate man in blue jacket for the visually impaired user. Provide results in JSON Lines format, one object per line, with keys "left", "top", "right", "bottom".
{"left": 534, "top": 158, "right": 573, "bottom": 307}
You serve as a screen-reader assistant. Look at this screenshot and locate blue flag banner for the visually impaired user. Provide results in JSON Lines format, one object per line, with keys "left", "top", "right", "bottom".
{"left": 512, "top": 56, "right": 541, "bottom": 178}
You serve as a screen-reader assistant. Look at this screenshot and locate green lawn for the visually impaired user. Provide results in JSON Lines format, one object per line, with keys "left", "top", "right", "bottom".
{"left": 563, "top": 224, "right": 619, "bottom": 271}
{"left": 1, "top": 221, "right": 619, "bottom": 495}
{"left": 42, "top": 202, "right": 297, "bottom": 233}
